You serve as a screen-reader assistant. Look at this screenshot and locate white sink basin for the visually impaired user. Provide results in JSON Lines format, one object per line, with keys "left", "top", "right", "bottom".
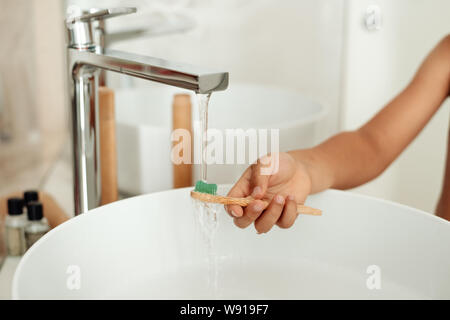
{"left": 13, "top": 186, "right": 450, "bottom": 299}
{"left": 115, "top": 83, "right": 326, "bottom": 195}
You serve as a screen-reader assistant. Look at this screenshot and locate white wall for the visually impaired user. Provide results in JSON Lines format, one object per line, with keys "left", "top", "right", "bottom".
{"left": 98, "top": 0, "right": 345, "bottom": 139}
{"left": 341, "top": 0, "right": 450, "bottom": 212}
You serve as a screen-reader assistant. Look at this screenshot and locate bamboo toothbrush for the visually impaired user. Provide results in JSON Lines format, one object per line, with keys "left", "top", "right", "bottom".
{"left": 191, "top": 181, "right": 322, "bottom": 216}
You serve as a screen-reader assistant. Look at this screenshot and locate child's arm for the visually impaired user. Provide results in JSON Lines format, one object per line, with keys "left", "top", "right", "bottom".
{"left": 226, "top": 35, "right": 450, "bottom": 233}
{"left": 300, "top": 35, "right": 450, "bottom": 191}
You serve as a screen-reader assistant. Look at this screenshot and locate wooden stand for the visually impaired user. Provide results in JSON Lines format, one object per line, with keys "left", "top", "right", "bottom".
{"left": 172, "top": 94, "right": 193, "bottom": 188}
{"left": 99, "top": 87, "right": 118, "bottom": 204}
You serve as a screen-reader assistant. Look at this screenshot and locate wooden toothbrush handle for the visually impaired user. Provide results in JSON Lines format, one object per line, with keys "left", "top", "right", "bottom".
{"left": 190, "top": 191, "right": 322, "bottom": 216}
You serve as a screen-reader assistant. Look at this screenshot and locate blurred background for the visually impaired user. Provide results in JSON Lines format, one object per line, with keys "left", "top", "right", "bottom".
{"left": 0, "top": 0, "right": 449, "bottom": 215}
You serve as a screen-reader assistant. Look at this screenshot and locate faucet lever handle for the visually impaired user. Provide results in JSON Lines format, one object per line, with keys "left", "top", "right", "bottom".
{"left": 66, "top": 7, "right": 136, "bottom": 26}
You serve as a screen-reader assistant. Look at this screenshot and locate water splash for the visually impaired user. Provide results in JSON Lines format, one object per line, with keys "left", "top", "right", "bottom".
{"left": 192, "top": 199, "right": 219, "bottom": 294}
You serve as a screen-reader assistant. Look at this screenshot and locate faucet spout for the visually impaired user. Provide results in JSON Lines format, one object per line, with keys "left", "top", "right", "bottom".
{"left": 69, "top": 48, "right": 228, "bottom": 94}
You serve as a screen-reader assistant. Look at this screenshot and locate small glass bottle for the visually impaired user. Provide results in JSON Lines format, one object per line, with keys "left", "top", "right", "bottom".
{"left": 25, "top": 202, "right": 49, "bottom": 249}
{"left": 24, "top": 190, "right": 49, "bottom": 227}
{"left": 23, "top": 190, "right": 39, "bottom": 213}
{"left": 5, "top": 198, "right": 27, "bottom": 256}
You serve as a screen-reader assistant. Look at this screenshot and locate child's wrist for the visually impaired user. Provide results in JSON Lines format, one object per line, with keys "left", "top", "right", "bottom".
{"left": 290, "top": 150, "right": 333, "bottom": 194}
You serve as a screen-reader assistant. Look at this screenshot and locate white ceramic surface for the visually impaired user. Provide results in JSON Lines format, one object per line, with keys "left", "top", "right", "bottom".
{"left": 115, "top": 83, "right": 326, "bottom": 195}
{"left": 13, "top": 186, "right": 450, "bottom": 299}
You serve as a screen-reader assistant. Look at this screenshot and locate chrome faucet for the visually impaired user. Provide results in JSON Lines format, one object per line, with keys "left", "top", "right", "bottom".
{"left": 65, "top": 8, "right": 229, "bottom": 215}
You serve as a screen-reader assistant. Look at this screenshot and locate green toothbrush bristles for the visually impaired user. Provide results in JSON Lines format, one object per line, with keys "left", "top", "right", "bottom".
{"left": 194, "top": 180, "right": 217, "bottom": 195}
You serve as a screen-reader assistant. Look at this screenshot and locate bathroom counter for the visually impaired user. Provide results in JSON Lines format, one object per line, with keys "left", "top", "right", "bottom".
{"left": 0, "top": 257, "right": 21, "bottom": 299}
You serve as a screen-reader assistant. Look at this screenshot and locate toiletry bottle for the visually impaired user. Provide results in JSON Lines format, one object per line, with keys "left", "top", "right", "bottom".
{"left": 23, "top": 190, "right": 49, "bottom": 227}
{"left": 5, "top": 198, "right": 27, "bottom": 256}
{"left": 25, "top": 202, "right": 49, "bottom": 249}
{"left": 23, "top": 190, "right": 39, "bottom": 209}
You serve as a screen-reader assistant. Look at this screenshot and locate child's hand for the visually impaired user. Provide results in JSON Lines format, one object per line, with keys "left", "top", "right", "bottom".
{"left": 225, "top": 152, "right": 312, "bottom": 233}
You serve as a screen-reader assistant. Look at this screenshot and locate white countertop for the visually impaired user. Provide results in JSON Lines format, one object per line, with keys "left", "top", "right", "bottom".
{"left": 0, "top": 257, "right": 21, "bottom": 300}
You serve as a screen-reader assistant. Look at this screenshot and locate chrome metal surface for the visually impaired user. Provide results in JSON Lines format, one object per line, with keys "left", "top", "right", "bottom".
{"left": 66, "top": 7, "right": 229, "bottom": 215}
{"left": 66, "top": 7, "right": 136, "bottom": 26}
{"left": 69, "top": 49, "right": 229, "bottom": 93}
{"left": 66, "top": 7, "right": 136, "bottom": 49}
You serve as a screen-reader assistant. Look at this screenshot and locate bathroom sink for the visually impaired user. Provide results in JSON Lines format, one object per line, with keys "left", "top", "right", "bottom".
{"left": 13, "top": 186, "right": 450, "bottom": 299}
{"left": 115, "top": 83, "right": 326, "bottom": 195}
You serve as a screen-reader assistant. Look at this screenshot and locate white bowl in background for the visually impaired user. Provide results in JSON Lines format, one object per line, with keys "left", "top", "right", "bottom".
{"left": 115, "top": 83, "right": 327, "bottom": 195}
{"left": 13, "top": 186, "right": 450, "bottom": 299}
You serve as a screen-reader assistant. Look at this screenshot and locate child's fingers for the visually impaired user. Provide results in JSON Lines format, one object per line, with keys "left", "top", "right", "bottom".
{"left": 227, "top": 204, "right": 243, "bottom": 218}
{"left": 225, "top": 168, "right": 252, "bottom": 218}
{"left": 233, "top": 200, "right": 266, "bottom": 229}
{"left": 225, "top": 186, "right": 245, "bottom": 217}
{"left": 254, "top": 194, "right": 285, "bottom": 234}
{"left": 276, "top": 195, "right": 298, "bottom": 229}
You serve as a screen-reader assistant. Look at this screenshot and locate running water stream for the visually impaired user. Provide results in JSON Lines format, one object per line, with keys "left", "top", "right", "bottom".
{"left": 198, "top": 93, "right": 211, "bottom": 183}
{"left": 192, "top": 93, "right": 220, "bottom": 295}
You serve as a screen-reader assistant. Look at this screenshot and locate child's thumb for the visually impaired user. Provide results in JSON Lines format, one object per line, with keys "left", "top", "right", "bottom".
{"left": 250, "top": 162, "right": 270, "bottom": 199}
